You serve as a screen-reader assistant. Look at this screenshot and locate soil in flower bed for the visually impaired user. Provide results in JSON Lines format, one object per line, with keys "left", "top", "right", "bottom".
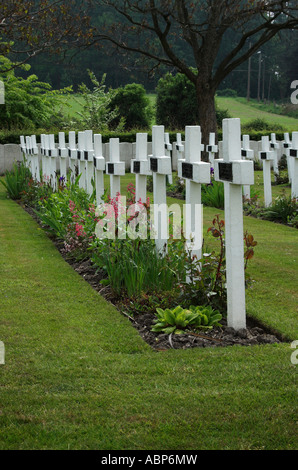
{"left": 57, "top": 251, "right": 284, "bottom": 351}
{"left": 22, "top": 204, "right": 285, "bottom": 351}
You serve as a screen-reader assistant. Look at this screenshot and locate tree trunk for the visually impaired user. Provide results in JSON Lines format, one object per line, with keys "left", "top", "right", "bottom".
{"left": 196, "top": 85, "right": 218, "bottom": 162}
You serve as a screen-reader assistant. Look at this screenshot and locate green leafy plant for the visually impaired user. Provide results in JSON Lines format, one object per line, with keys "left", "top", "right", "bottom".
{"left": 0, "top": 160, "right": 31, "bottom": 199}
{"left": 151, "top": 305, "right": 222, "bottom": 335}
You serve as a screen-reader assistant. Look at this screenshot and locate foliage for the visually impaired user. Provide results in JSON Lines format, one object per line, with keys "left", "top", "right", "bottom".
{"left": 109, "top": 83, "right": 153, "bottom": 130}
{"left": 155, "top": 72, "right": 230, "bottom": 130}
{"left": 0, "top": 159, "right": 31, "bottom": 199}
{"left": 241, "top": 118, "right": 285, "bottom": 133}
{"left": 202, "top": 180, "right": 225, "bottom": 210}
{"left": 0, "top": 56, "right": 71, "bottom": 130}
{"left": 217, "top": 88, "right": 238, "bottom": 98}
{"left": 75, "top": 71, "right": 125, "bottom": 131}
{"left": 262, "top": 193, "right": 298, "bottom": 225}
{"left": 151, "top": 305, "right": 222, "bottom": 335}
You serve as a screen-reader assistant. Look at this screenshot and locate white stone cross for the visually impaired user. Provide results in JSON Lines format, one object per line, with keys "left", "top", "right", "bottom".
{"left": 106, "top": 138, "right": 125, "bottom": 198}
{"left": 131, "top": 133, "right": 151, "bottom": 203}
{"left": 48, "top": 134, "right": 58, "bottom": 190}
{"left": 77, "top": 131, "right": 87, "bottom": 190}
{"left": 150, "top": 125, "right": 172, "bottom": 253}
{"left": 94, "top": 134, "right": 105, "bottom": 205}
{"left": 165, "top": 132, "right": 173, "bottom": 185}
{"left": 177, "top": 126, "right": 210, "bottom": 261}
{"left": 206, "top": 132, "right": 218, "bottom": 167}
{"left": 282, "top": 132, "right": 293, "bottom": 183}
{"left": 214, "top": 118, "right": 254, "bottom": 331}
{"left": 20, "top": 135, "right": 26, "bottom": 156}
{"left": 270, "top": 133, "right": 280, "bottom": 178}
{"left": 241, "top": 135, "right": 254, "bottom": 200}
{"left": 25, "top": 136, "right": 33, "bottom": 173}
{"left": 58, "top": 132, "right": 68, "bottom": 184}
{"left": 258, "top": 136, "right": 274, "bottom": 208}
{"left": 42, "top": 134, "right": 50, "bottom": 182}
{"left": 290, "top": 132, "right": 298, "bottom": 199}
{"left": 39, "top": 134, "right": 46, "bottom": 181}
{"left": 68, "top": 131, "right": 77, "bottom": 184}
{"left": 30, "top": 135, "right": 40, "bottom": 182}
{"left": 84, "top": 130, "right": 95, "bottom": 196}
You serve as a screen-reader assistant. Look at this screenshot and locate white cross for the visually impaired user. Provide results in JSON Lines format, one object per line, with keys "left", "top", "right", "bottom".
{"left": 68, "top": 131, "right": 77, "bottom": 184}
{"left": 241, "top": 135, "right": 254, "bottom": 200}
{"left": 84, "top": 130, "right": 95, "bottom": 196}
{"left": 77, "top": 131, "right": 87, "bottom": 190}
{"left": 282, "top": 132, "right": 293, "bottom": 183}
{"left": 178, "top": 126, "right": 210, "bottom": 262}
{"left": 165, "top": 132, "right": 173, "bottom": 185}
{"left": 290, "top": 132, "right": 298, "bottom": 199}
{"left": 150, "top": 125, "right": 172, "bottom": 253}
{"left": 214, "top": 118, "right": 254, "bottom": 331}
{"left": 30, "top": 135, "right": 40, "bottom": 182}
{"left": 25, "top": 136, "right": 33, "bottom": 173}
{"left": 106, "top": 138, "right": 125, "bottom": 198}
{"left": 48, "top": 134, "right": 58, "bottom": 190}
{"left": 131, "top": 133, "right": 151, "bottom": 203}
{"left": 258, "top": 136, "right": 274, "bottom": 208}
{"left": 58, "top": 132, "right": 68, "bottom": 184}
{"left": 270, "top": 133, "right": 280, "bottom": 178}
{"left": 206, "top": 132, "right": 218, "bottom": 167}
{"left": 94, "top": 134, "right": 105, "bottom": 205}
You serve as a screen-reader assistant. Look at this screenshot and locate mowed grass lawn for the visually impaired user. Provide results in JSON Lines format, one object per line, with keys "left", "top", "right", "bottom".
{"left": 0, "top": 177, "right": 297, "bottom": 450}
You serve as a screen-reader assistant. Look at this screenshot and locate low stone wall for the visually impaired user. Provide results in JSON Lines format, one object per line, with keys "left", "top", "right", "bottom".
{"left": 0, "top": 140, "right": 285, "bottom": 175}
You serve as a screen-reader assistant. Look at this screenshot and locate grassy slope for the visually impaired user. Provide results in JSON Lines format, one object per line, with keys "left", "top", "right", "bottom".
{"left": 0, "top": 179, "right": 297, "bottom": 450}
{"left": 216, "top": 97, "right": 298, "bottom": 131}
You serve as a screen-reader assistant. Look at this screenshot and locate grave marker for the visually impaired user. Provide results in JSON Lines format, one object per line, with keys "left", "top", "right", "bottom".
{"left": 258, "top": 136, "right": 274, "bottom": 207}
{"left": 94, "top": 134, "right": 105, "bottom": 205}
{"left": 48, "top": 134, "right": 58, "bottom": 190}
{"left": 241, "top": 135, "right": 254, "bottom": 200}
{"left": 25, "top": 136, "right": 32, "bottom": 173}
{"left": 270, "top": 133, "right": 280, "bottom": 177}
{"left": 206, "top": 132, "right": 218, "bottom": 167}
{"left": 150, "top": 126, "right": 172, "bottom": 253}
{"left": 84, "top": 130, "right": 95, "bottom": 196}
{"left": 178, "top": 126, "right": 210, "bottom": 261}
{"left": 58, "top": 132, "right": 68, "bottom": 184}
{"left": 290, "top": 132, "right": 298, "bottom": 199}
{"left": 282, "top": 132, "right": 293, "bottom": 183}
{"left": 40, "top": 134, "right": 47, "bottom": 181}
{"left": 165, "top": 132, "right": 173, "bottom": 185}
{"left": 214, "top": 118, "right": 254, "bottom": 330}
{"left": 68, "top": 131, "right": 78, "bottom": 184}
{"left": 106, "top": 138, "right": 125, "bottom": 198}
{"left": 43, "top": 134, "right": 50, "bottom": 182}
{"left": 131, "top": 133, "right": 151, "bottom": 203}
{"left": 77, "top": 131, "right": 87, "bottom": 190}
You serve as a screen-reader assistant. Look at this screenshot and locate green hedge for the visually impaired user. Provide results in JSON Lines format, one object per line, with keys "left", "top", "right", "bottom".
{"left": 0, "top": 128, "right": 288, "bottom": 145}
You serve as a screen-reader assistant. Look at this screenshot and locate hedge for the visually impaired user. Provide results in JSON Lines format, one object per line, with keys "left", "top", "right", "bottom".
{"left": 0, "top": 128, "right": 288, "bottom": 145}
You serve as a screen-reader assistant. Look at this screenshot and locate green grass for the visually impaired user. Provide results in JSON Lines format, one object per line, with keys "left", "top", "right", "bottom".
{"left": 0, "top": 178, "right": 297, "bottom": 450}
{"left": 216, "top": 96, "right": 298, "bottom": 131}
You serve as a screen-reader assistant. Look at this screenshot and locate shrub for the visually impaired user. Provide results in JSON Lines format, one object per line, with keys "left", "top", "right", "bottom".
{"left": 0, "top": 160, "right": 31, "bottom": 199}
{"left": 109, "top": 83, "right": 153, "bottom": 130}
{"left": 242, "top": 118, "right": 285, "bottom": 132}
{"left": 217, "top": 88, "right": 238, "bottom": 97}
{"left": 155, "top": 72, "right": 230, "bottom": 130}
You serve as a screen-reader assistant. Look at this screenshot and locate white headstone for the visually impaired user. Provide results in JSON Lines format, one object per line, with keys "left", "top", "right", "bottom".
{"left": 94, "top": 134, "right": 105, "bottom": 205}
{"left": 48, "top": 134, "right": 58, "bottom": 190}
{"left": 270, "top": 133, "right": 280, "bottom": 177}
{"left": 131, "top": 133, "right": 151, "bottom": 203}
{"left": 106, "top": 138, "right": 125, "bottom": 198}
{"left": 77, "top": 131, "right": 87, "bottom": 190}
{"left": 43, "top": 134, "right": 50, "bottom": 182}
{"left": 58, "top": 132, "right": 68, "bottom": 184}
{"left": 258, "top": 136, "right": 274, "bottom": 208}
{"left": 68, "top": 131, "right": 77, "bottom": 184}
{"left": 241, "top": 135, "right": 254, "bottom": 200}
{"left": 214, "top": 118, "right": 254, "bottom": 330}
{"left": 84, "top": 129, "right": 95, "bottom": 196}
{"left": 206, "top": 132, "right": 218, "bottom": 167}
{"left": 150, "top": 125, "right": 172, "bottom": 253}
{"left": 165, "top": 132, "right": 173, "bottom": 185}
{"left": 290, "top": 132, "right": 298, "bottom": 199}
{"left": 177, "top": 126, "right": 210, "bottom": 261}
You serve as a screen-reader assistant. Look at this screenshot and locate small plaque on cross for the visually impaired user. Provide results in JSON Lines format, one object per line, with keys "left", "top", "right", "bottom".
{"left": 219, "top": 162, "right": 233, "bottom": 182}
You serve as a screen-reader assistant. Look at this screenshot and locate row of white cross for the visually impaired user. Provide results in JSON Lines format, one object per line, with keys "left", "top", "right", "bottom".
{"left": 20, "top": 120, "right": 298, "bottom": 331}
